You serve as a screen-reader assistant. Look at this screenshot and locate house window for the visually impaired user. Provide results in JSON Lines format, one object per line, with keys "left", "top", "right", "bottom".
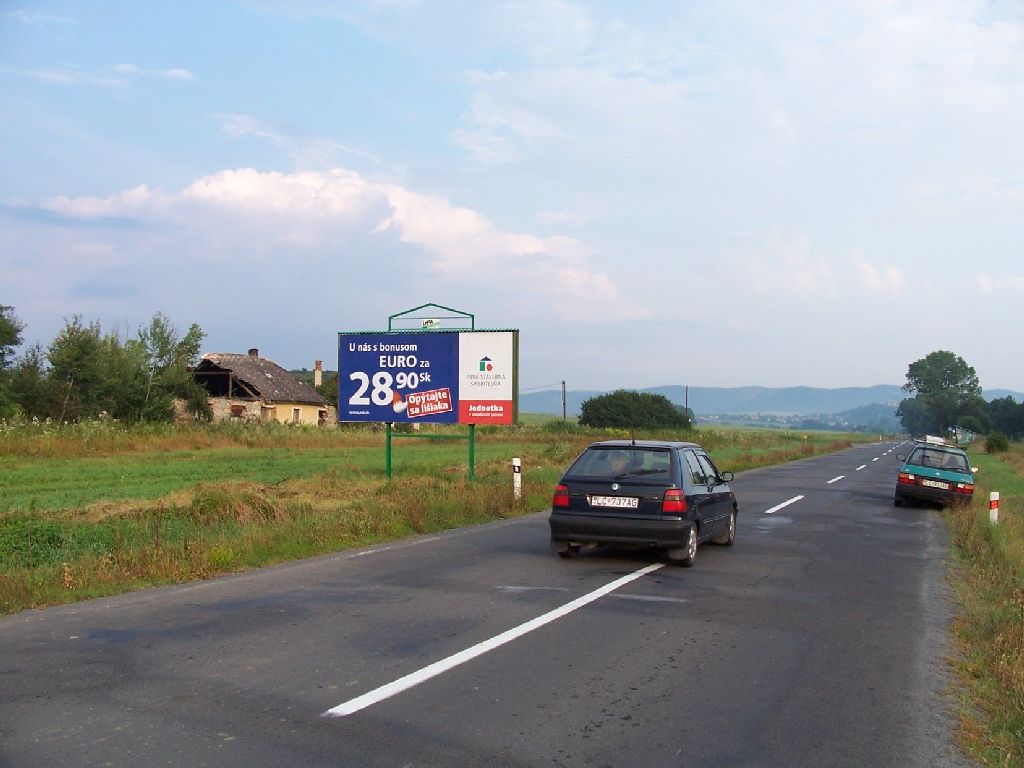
{"left": 230, "top": 404, "right": 245, "bottom": 419}
{"left": 292, "top": 408, "right": 301, "bottom": 424}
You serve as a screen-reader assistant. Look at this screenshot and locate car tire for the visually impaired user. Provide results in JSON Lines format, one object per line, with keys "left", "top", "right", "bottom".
{"left": 893, "top": 496, "right": 904, "bottom": 507}
{"left": 667, "top": 526, "right": 698, "bottom": 567}
{"left": 713, "top": 510, "right": 736, "bottom": 546}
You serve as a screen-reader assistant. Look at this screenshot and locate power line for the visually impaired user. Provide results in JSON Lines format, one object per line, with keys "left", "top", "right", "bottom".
{"left": 520, "top": 382, "right": 564, "bottom": 392}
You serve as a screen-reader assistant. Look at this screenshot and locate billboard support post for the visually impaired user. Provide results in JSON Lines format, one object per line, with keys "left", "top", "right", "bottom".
{"left": 385, "top": 423, "right": 393, "bottom": 480}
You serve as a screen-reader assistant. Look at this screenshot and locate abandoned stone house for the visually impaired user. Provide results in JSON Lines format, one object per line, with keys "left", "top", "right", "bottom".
{"left": 190, "top": 349, "right": 334, "bottom": 426}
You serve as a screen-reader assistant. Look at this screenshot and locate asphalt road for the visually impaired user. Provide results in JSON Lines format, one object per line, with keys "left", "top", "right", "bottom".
{"left": 0, "top": 441, "right": 977, "bottom": 767}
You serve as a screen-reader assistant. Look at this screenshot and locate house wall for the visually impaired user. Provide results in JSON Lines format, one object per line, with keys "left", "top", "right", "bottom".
{"left": 209, "top": 398, "right": 263, "bottom": 422}
{"left": 261, "top": 402, "right": 333, "bottom": 426}
{"left": 176, "top": 398, "right": 336, "bottom": 427}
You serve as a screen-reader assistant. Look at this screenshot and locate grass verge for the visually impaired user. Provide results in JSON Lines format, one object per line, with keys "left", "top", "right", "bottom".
{"left": 946, "top": 443, "right": 1024, "bottom": 766}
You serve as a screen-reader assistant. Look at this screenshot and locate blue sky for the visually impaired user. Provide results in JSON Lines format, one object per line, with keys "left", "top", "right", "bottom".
{"left": 2, "top": 1, "right": 1022, "bottom": 392}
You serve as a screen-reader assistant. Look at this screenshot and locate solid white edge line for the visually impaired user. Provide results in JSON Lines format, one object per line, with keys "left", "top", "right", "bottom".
{"left": 827, "top": 475, "right": 845, "bottom": 484}
{"left": 763, "top": 495, "right": 804, "bottom": 514}
{"left": 322, "top": 562, "right": 665, "bottom": 718}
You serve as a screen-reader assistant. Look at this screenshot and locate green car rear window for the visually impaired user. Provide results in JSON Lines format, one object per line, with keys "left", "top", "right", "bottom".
{"left": 908, "top": 447, "right": 969, "bottom": 472}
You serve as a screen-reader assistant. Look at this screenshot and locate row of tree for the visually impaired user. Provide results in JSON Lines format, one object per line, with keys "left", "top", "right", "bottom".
{"left": 0, "top": 306, "right": 210, "bottom": 422}
{"left": 2, "top": 306, "right": 1018, "bottom": 437}
{"left": 897, "top": 350, "right": 1024, "bottom": 438}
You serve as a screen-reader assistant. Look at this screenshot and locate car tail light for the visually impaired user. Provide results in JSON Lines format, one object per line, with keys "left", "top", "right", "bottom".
{"left": 552, "top": 484, "right": 570, "bottom": 508}
{"left": 662, "top": 489, "right": 687, "bottom": 514}
{"left": 898, "top": 472, "right": 915, "bottom": 485}
{"left": 955, "top": 483, "right": 974, "bottom": 495}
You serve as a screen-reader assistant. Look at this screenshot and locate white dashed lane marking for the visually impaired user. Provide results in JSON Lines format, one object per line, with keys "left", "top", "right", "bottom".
{"left": 763, "top": 495, "right": 804, "bottom": 515}
{"left": 323, "top": 563, "right": 665, "bottom": 718}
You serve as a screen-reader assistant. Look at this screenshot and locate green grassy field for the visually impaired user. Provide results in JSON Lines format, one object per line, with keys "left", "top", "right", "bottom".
{"left": 0, "top": 419, "right": 870, "bottom": 613}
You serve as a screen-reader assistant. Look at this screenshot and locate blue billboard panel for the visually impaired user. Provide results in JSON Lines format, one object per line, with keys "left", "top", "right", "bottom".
{"left": 338, "top": 332, "right": 460, "bottom": 423}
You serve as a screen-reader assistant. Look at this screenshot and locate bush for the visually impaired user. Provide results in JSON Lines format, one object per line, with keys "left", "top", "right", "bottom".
{"left": 986, "top": 431, "right": 1010, "bottom": 453}
{"left": 579, "top": 390, "right": 691, "bottom": 430}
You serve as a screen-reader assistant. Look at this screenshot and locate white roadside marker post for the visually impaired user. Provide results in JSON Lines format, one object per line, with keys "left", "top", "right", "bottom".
{"left": 990, "top": 491, "right": 1000, "bottom": 525}
{"left": 512, "top": 457, "right": 522, "bottom": 501}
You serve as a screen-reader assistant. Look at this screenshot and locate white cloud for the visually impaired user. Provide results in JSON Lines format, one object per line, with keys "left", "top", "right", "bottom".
{"left": 44, "top": 185, "right": 168, "bottom": 218}
{"left": 7, "top": 63, "right": 194, "bottom": 88}
{"left": 5, "top": 9, "right": 74, "bottom": 25}
{"left": 6, "top": 67, "right": 127, "bottom": 88}
{"left": 113, "top": 64, "right": 195, "bottom": 81}
{"left": 35, "top": 166, "right": 642, "bottom": 322}
{"left": 855, "top": 256, "right": 905, "bottom": 297}
{"left": 976, "top": 273, "right": 1024, "bottom": 294}
{"left": 215, "top": 113, "right": 380, "bottom": 168}
{"left": 726, "top": 234, "right": 838, "bottom": 300}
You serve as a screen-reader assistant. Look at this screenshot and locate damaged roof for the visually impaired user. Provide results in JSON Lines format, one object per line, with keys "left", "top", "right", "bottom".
{"left": 194, "top": 352, "right": 327, "bottom": 406}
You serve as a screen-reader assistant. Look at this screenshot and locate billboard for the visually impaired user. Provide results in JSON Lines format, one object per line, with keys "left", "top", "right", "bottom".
{"left": 337, "top": 330, "right": 517, "bottom": 425}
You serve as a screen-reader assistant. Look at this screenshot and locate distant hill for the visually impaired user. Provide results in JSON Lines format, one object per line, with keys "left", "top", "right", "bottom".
{"left": 297, "top": 372, "right": 1022, "bottom": 422}
{"left": 520, "top": 385, "right": 1024, "bottom": 418}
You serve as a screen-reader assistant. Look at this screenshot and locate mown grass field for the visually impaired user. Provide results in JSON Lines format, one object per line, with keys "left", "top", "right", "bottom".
{"left": 0, "top": 417, "right": 864, "bottom": 614}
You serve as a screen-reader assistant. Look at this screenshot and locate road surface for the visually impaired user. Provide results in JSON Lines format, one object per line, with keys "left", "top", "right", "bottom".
{"left": 0, "top": 441, "right": 975, "bottom": 767}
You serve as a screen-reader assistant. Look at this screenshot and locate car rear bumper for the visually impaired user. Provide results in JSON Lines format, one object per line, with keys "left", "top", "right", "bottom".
{"left": 895, "top": 483, "right": 972, "bottom": 507}
{"left": 549, "top": 510, "right": 694, "bottom": 548}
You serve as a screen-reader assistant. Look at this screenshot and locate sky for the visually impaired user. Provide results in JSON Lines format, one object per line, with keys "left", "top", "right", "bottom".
{"left": 2, "top": 1, "right": 1023, "bottom": 394}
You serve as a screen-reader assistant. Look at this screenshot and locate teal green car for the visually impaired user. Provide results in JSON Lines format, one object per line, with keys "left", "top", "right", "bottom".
{"left": 894, "top": 440, "right": 976, "bottom": 507}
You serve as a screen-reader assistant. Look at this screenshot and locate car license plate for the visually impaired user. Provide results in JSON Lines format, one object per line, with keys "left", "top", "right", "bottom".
{"left": 921, "top": 479, "right": 949, "bottom": 489}
{"left": 589, "top": 495, "right": 639, "bottom": 509}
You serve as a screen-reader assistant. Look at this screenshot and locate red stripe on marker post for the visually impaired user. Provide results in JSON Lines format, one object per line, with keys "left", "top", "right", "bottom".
{"left": 989, "top": 491, "right": 1000, "bottom": 525}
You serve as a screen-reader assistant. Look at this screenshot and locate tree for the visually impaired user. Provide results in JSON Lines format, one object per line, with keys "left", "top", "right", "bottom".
{"left": 0, "top": 305, "right": 24, "bottom": 370}
{"left": 903, "top": 350, "right": 981, "bottom": 399}
{"left": 46, "top": 316, "right": 106, "bottom": 421}
{"left": 579, "top": 390, "right": 692, "bottom": 430}
{"left": 0, "top": 306, "right": 25, "bottom": 416}
{"left": 10, "top": 344, "right": 54, "bottom": 418}
{"left": 988, "top": 396, "right": 1024, "bottom": 439}
{"left": 898, "top": 350, "right": 982, "bottom": 435}
{"left": 896, "top": 396, "right": 935, "bottom": 436}
{"left": 316, "top": 371, "right": 339, "bottom": 408}
{"left": 40, "top": 313, "right": 208, "bottom": 422}
{"left": 136, "top": 312, "right": 207, "bottom": 420}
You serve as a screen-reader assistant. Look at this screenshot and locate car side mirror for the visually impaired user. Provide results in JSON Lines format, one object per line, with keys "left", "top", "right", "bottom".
{"left": 972, "top": 467, "right": 979, "bottom": 474}
{"left": 896, "top": 454, "right": 906, "bottom": 461}
{"left": 721, "top": 471, "right": 734, "bottom": 482}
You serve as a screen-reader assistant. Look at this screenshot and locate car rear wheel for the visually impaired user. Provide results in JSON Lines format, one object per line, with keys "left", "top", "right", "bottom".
{"left": 893, "top": 496, "right": 904, "bottom": 507}
{"left": 667, "top": 526, "right": 698, "bottom": 567}
{"left": 713, "top": 510, "right": 736, "bottom": 545}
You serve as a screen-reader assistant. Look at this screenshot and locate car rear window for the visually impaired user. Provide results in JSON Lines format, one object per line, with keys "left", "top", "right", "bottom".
{"left": 568, "top": 446, "right": 673, "bottom": 479}
{"left": 909, "top": 447, "right": 969, "bottom": 472}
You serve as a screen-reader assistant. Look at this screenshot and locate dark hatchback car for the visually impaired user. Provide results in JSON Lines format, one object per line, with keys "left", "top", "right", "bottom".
{"left": 894, "top": 439, "right": 976, "bottom": 508}
{"left": 549, "top": 440, "right": 739, "bottom": 566}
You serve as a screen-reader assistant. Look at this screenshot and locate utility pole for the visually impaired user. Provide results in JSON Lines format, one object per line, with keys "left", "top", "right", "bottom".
{"left": 561, "top": 380, "right": 567, "bottom": 421}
